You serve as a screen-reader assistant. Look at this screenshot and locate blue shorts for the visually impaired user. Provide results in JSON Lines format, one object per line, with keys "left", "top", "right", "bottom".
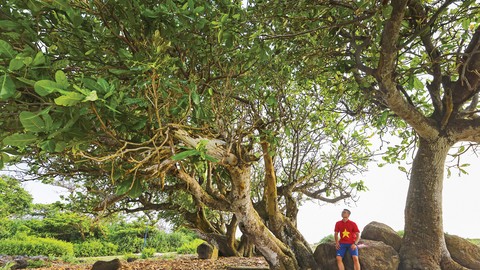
{"left": 336, "top": 243, "right": 359, "bottom": 258}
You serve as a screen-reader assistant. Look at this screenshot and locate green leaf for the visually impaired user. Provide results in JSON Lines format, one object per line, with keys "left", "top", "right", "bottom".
{"left": 204, "top": 154, "right": 219, "bottom": 163}
{"left": 0, "top": 40, "right": 16, "bottom": 58}
{"left": 23, "top": 57, "right": 33, "bottom": 66}
{"left": 32, "top": 51, "right": 45, "bottom": 66}
{"left": 0, "top": 74, "right": 16, "bottom": 100}
{"left": 54, "top": 141, "right": 67, "bottom": 152}
{"left": 115, "top": 178, "right": 134, "bottom": 195}
{"left": 377, "top": 111, "right": 389, "bottom": 126}
{"left": 19, "top": 111, "right": 45, "bottom": 132}
{"left": 413, "top": 77, "right": 424, "bottom": 90}
{"left": 34, "top": 80, "right": 64, "bottom": 96}
{"left": 192, "top": 91, "right": 200, "bottom": 105}
{"left": 83, "top": 90, "right": 98, "bottom": 102}
{"left": 42, "top": 113, "right": 54, "bottom": 131}
{"left": 97, "top": 78, "right": 109, "bottom": 92}
{"left": 382, "top": 5, "right": 393, "bottom": 18}
{"left": 3, "top": 133, "right": 37, "bottom": 147}
{"left": 128, "top": 179, "right": 143, "bottom": 198}
{"left": 54, "top": 92, "right": 85, "bottom": 106}
{"left": 171, "top": 149, "right": 199, "bottom": 161}
{"left": 39, "top": 140, "right": 56, "bottom": 152}
{"left": 16, "top": 77, "right": 36, "bottom": 86}
{"left": 55, "top": 70, "right": 70, "bottom": 88}
{"left": 193, "top": 6, "right": 204, "bottom": 13}
{"left": 0, "top": 20, "right": 19, "bottom": 31}
{"left": 9, "top": 58, "right": 24, "bottom": 71}
{"left": 118, "top": 48, "right": 133, "bottom": 59}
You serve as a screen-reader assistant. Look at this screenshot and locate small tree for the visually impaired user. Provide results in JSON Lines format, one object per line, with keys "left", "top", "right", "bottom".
{"left": 0, "top": 176, "right": 32, "bottom": 218}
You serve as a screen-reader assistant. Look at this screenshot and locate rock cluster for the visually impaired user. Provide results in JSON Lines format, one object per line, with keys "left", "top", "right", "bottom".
{"left": 0, "top": 255, "right": 48, "bottom": 269}
{"left": 314, "top": 221, "right": 480, "bottom": 270}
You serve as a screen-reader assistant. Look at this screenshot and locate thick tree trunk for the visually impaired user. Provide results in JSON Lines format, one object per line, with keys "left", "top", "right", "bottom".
{"left": 261, "top": 141, "right": 318, "bottom": 270}
{"left": 399, "top": 138, "right": 465, "bottom": 270}
{"left": 229, "top": 166, "right": 300, "bottom": 270}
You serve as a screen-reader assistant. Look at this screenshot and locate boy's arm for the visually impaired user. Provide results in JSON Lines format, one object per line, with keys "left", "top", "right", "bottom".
{"left": 334, "top": 232, "right": 340, "bottom": 249}
{"left": 354, "top": 232, "right": 360, "bottom": 245}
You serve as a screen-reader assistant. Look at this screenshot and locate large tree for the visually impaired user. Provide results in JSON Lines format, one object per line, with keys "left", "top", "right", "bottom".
{"left": 0, "top": 1, "right": 373, "bottom": 269}
{"left": 255, "top": 0, "right": 480, "bottom": 269}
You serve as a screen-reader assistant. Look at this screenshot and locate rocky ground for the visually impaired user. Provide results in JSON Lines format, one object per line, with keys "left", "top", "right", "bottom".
{"left": 33, "top": 256, "right": 269, "bottom": 270}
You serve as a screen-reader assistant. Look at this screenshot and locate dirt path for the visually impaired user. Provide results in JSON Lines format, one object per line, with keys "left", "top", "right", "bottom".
{"left": 36, "top": 256, "right": 269, "bottom": 270}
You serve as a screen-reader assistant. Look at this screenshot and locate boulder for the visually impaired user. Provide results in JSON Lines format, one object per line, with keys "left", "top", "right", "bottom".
{"left": 126, "top": 257, "right": 137, "bottom": 263}
{"left": 445, "top": 234, "right": 480, "bottom": 269}
{"left": 12, "top": 259, "right": 28, "bottom": 269}
{"left": 197, "top": 242, "right": 214, "bottom": 259}
{"left": 91, "top": 258, "right": 121, "bottom": 270}
{"left": 361, "top": 221, "right": 402, "bottom": 252}
{"left": 314, "top": 239, "right": 400, "bottom": 270}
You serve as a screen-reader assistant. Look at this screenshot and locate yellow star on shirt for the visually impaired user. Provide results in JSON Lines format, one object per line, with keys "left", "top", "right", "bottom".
{"left": 342, "top": 228, "right": 350, "bottom": 238}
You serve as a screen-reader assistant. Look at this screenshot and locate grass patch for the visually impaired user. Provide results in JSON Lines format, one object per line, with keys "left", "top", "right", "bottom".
{"left": 468, "top": 239, "right": 480, "bottom": 246}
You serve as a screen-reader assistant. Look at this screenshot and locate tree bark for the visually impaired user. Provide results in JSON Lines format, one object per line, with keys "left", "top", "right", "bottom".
{"left": 399, "top": 137, "right": 465, "bottom": 270}
{"left": 261, "top": 141, "right": 318, "bottom": 270}
{"left": 229, "top": 166, "right": 300, "bottom": 270}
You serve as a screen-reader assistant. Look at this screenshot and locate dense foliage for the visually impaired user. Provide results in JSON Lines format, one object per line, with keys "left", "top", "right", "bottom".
{"left": 0, "top": 180, "right": 200, "bottom": 257}
{"left": 0, "top": 176, "right": 32, "bottom": 218}
{"left": 0, "top": 236, "right": 74, "bottom": 257}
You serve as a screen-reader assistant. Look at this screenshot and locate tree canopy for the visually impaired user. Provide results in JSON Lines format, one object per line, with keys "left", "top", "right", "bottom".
{"left": 1, "top": 1, "right": 373, "bottom": 269}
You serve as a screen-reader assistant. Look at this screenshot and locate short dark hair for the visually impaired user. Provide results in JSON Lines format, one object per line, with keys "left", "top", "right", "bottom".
{"left": 343, "top": 209, "right": 351, "bottom": 215}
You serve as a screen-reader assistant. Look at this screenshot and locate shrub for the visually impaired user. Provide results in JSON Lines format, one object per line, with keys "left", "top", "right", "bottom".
{"left": 0, "top": 262, "right": 15, "bottom": 270}
{"left": 176, "top": 239, "right": 205, "bottom": 254}
{"left": 141, "top": 247, "right": 156, "bottom": 259}
{"left": 318, "top": 234, "right": 334, "bottom": 244}
{"left": 73, "top": 240, "right": 118, "bottom": 257}
{"left": 0, "top": 236, "right": 73, "bottom": 257}
{"left": 107, "top": 226, "right": 145, "bottom": 253}
{"left": 27, "top": 259, "right": 51, "bottom": 268}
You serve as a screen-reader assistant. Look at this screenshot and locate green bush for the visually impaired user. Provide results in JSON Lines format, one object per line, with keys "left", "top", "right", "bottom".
{"left": 107, "top": 225, "right": 145, "bottom": 253}
{"left": 176, "top": 239, "right": 205, "bottom": 254}
{"left": 0, "top": 262, "right": 15, "bottom": 270}
{"left": 73, "top": 240, "right": 118, "bottom": 257}
{"left": 106, "top": 223, "right": 196, "bottom": 253}
{"left": 149, "top": 231, "right": 194, "bottom": 253}
{"left": 0, "top": 236, "right": 73, "bottom": 257}
{"left": 141, "top": 247, "right": 156, "bottom": 259}
{"left": 123, "top": 252, "right": 139, "bottom": 261}
{"left": 318, "top": 234, "right": 334, "bottom": 244}
{"left": 27, "top": 259, "right": 51, "bottom": 268}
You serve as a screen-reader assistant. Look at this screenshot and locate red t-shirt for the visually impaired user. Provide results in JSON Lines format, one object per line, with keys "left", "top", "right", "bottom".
{"left": 334, "top": 219, "right": 360, "bottom": 244}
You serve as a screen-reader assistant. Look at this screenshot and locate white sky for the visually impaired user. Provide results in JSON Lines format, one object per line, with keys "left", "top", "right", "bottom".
{"left": 18, "top": 146, "right": 480, "bottom": 244}
{"left": 297, "top": 150, "right": 480, "bottom": 243}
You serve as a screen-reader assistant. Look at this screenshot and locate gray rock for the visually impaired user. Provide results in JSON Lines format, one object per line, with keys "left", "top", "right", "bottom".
{"left": 445, "top": 234, "right": 480, "bottom": 269}
{"left": 361, "top": 221, "right": 402, "bottom": 252}
{"left": 91, "top": 258, "right": 121, "bottom": 270}
{"left": 314, "top": 239, "right": 400, "bottom": 270}
{"left": 12, "top": 259, "right": 28, "bottom": 269}
{"left": 126, "top": 257, "right": 137, "bottom": 263}
{"left": 197, "top": 242, "right": 214, "bottom": 259}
